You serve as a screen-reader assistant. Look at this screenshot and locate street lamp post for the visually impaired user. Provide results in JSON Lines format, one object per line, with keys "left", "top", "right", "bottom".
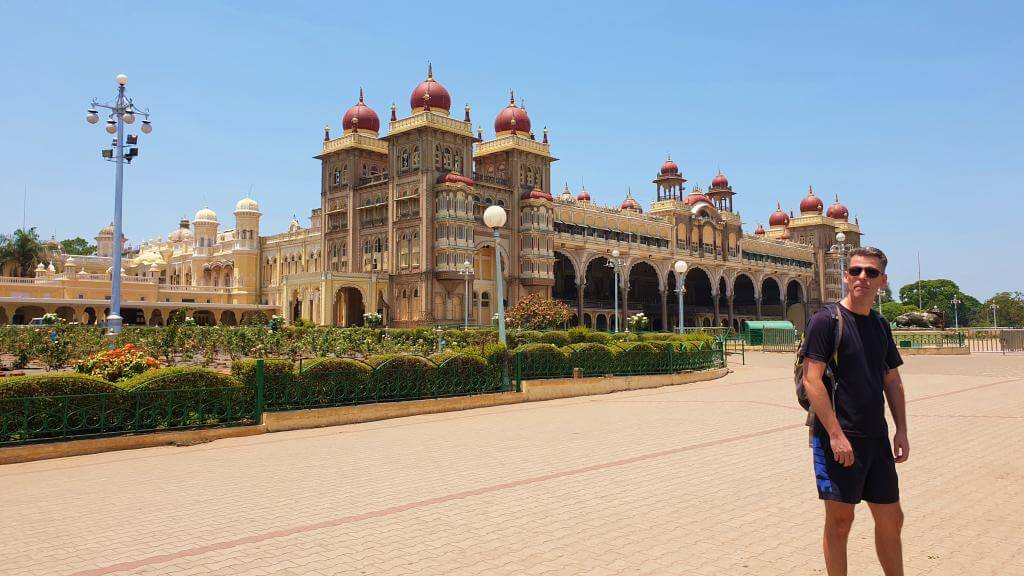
{"left": 86, "top": 74, "right": 152, "bottom": 334}
{"left": 674, "top": 260, "right": 688, "bottom": 335}
{"left": 991, "top": 303, "right": 999, "bottom": 328}
{"left": 458, "top": 259, "right": 474, "bottom": 330}
{"left": 607, "top": 249, "right": 625, "bottom": 333}
{"left": 951, "top": 294, "right": 962, "bottom": 330}
{"left": 483, "top": 206, "right": 507, "bottom": 346}
{"left": 829, "top": 231, "right": 850, "bottom": 300}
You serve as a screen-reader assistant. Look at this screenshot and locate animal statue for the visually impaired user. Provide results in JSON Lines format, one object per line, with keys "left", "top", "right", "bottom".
{"left": 894, "top": 311, "right": 942, "bottom": 329}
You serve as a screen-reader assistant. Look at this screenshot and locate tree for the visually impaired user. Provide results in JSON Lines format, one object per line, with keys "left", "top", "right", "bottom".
{"left": 878, "top": 285, "right": 895, "bottom": 304}
{"left": 60, "top": 237, "right": 96, "bottom": 256}
{"left": 898, "top": 279, "right": 982, "bottom": 327}
{"left": 0, "top": 227, "right": 46, "bottom": 277}
{"left": 881, "top": 302, "right": 919, "bottom": 324}
{"left": 504, "top": 293, "right": 573, "bottom": 330}
{"left": 977, "top": 292, "right": 1024, "bottom": 328}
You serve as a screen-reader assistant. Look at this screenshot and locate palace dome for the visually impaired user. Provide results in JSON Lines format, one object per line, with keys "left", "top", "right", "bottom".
{"left": 711, "top": 172, "right": 729, "bottom": 188}
{"left": 754, "top": 224, "right": 765, "bottom": 235}
{"left": 494, "top": 92, "right": 531, "bottom": 135}
{"left": 769, "top": 203, "right": 789, "bottom": 227}
{"left": 342, "top": 89, "right": 380, "bottom": 134}
{"left": 436, "top": 172, "right": 474, "bottom": 186}
{"left": 577, "top": 187, "right": 591, "bottom": 202}
{"left": 799, "top": 186, "right": 823, "bottom": 214}
{"left": 194, "top": 207, "right": 218, "bottom": 223}
{"left": 234, "top": 197, "right": 261, "bottom": 213}
{"left": 559, "top": 183, "right": 574, "bottom": 202}
{"left": 168, "top": 219, "right": 193, "bottom": 243}
{"left": 660, "top": 157, "right": 679, "bottom": 175}
{"left": 522, "top": 187, "right": 553, "bottom": 201}
{"left": 684, "top": 192, "right": 712, "bottom": 206}
{"left": 410, "top": 64, "right": 451, "bottom": 114}
{"left": 620, "top": 190, "right": 642, "bottom": 212}
{"left": 827, "top": 195, "right": 849, "bottom": 221}
{"left": 98, "top": 222, "right": 115, "bottom": 237}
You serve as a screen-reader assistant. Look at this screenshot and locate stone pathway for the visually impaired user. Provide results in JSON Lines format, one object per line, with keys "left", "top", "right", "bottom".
{"left": 2, "top": 352, "right": 1022, "bottom": 575}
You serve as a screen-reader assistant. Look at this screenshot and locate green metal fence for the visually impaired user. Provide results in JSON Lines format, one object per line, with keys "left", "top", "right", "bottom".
{"left": 1, "top": 385, "right": 257, "bottom": 444}
{"left": 891, "top": 331, "right": 966, "bottom": 349}
{"left": 761, "top": 327, "right": 799, "bottom": 353}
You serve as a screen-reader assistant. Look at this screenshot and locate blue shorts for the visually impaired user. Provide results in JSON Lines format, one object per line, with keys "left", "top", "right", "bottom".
{"left": 812, "top": 432, "right": 900, "bottom": 504}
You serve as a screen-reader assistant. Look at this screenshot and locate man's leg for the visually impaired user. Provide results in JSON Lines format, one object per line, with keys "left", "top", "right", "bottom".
{"left": 824, "top": 500, "right": 856, "bottom": 576}
{"left": 868, "top": 502, "right": 904, "bottom": 576}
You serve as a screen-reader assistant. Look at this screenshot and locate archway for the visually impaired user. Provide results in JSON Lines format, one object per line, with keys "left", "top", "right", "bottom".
{"left": 734, "top": 274, "right": 757, "bottom": 316}
{"left": 220, "top": 310, "right": 238, "bottom": 326}
{"left": 552, "top": 251, "right": 578, "bottom": 303}
{"left": 627, "top": 261, "right": 661, "bottom": 330}
{"left": 192, "top": 310, "right": 215, "bottom": 326}
{"left": 683, "top": 268, "right": 713, "bottom": 327}
{"left": 55, "top": 306, "right": 76, "bottom": 323}
{"left": 334, "top": 287, "right": 365, "bottom": 327}
{"left": 583, "top": 313, "right": 593, "bottom": 329}
{"left": 718, "top": 277, "right": 728, "bottom": 311}
{"left": 761, "top": 277, "right": 782, "bottom": 318}
{"left": 149, "top": 310, "right": 164, "bottom": 326}
{"left": 583, "top": 257, "right": 615, "bottom": 306}
{"left": 0, "top": 307, "right": 8, "bottom": 325}
{"left": 786, "top": 280, "right": 807, "bottom": 330}
{"left": 667, "top": 271, "right": 680, "bottom": 330}
{"left": 84, "top": 307, "right": 97, "bottom": 325}
{"left": 121, "top": 308, "right": 145, "bottom": 326}
{"left": 12, "top": 305, "right": 45, "bottom": 324}
{"left": 596, "top": 314, "right": 608, "bottom": 331}
{"left": 291, "top": 294, "right": 302, "bottom": 323}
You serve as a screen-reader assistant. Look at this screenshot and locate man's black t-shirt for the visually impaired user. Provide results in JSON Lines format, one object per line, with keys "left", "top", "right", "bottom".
{"left": 804, "top": 303, "right": 903, "bottom": 438}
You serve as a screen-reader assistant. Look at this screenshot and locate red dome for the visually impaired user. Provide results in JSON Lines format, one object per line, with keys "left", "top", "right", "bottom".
{"left": 827, "top": 195, "right": 849, "bottom": 221}
{"left": 799, "top": 186, "right": 823, "bottom": 214}
{"left": 620, "top": 190, "right": 642, "bottom": 212}
{"left": 410, "top": 64, "right": 451, "bottom": 114}
{"left": 436, "top": 172, "right": 474, "bottom": 186}
{"left": 342, "top": 89, "right": 380, "bottom": 134}
{"left": 522, "top": 187, "right": 552, "bottom": 201}
{"left": 711, "top": 172, "right": 729, "bottom": 188}
{"left": 577, "top": 188, "right": 591, "bottom": 202}
{"left": 754, "top": 224, "right": 765, "bottom": 235}
{"left": 494, "top": 92, "right": 531, "bottom": 135}
{"left": 660, "top": 157, "right": 679, "bottom": 175}
{"left": 684, "top": 192, "right": 712, "bottom": 206}
{"left": 769, "top": 203, "right": 790, "bottom": 227}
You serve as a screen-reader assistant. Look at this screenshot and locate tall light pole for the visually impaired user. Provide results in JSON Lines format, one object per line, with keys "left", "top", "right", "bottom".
{"left": 829, "top": 231, "right": 849, "bottom": 300}
{"left": 607, "top": 249, "right": 625, "bottom": 333}
{"left": 459, "top": 259, "right": 474, "bottom": 330}
{"left": 991, "top": 302, "right": 999, "bottom": 328}
{"left": 674, "top": 259, "right": 688, "bottom": 334}
{"left": 483, "top": 205, "right": 507, "bottom": 346}
{"left": 86, "top": 74, "right": 153, "bottom": 334}
{"left": 951, "top": 294, "right": 961, "bottom": 330}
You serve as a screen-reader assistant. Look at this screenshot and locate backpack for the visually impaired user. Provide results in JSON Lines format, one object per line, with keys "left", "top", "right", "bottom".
{"left": 794, "top": 304, "right": 844, "bottom": 428}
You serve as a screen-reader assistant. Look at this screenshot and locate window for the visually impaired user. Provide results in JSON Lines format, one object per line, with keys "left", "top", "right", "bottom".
{"left": 333, "top": 169, "right": 341, "bottom": 186}
{"left": 481, "top": 292, "right": 490, "bottom": 307}
{"left": 400, "top": 148, "right": 410, "bottom": 170}
{"left": 362, "top": 163, "right": 368, "bottom": 177}
{"left": 443, "top": 147, "right": 452, "bottom": 169}
{"left": 400, "top": 233, "right": 409, "bottom": 268}
{"left": 412, "top": 232, "right": 420, "bottom": 266}
{"left": 434, "top": 144, "right": 442, "bottom": 167}
{"left": 412, "top": 145, "right": 420, "bottom": 167}
{"left": 341, "top": 165, "right": 348, "bottom": 184}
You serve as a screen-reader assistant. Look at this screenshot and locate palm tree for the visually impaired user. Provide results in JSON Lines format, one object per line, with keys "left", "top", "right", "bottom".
{"left": 0, "top": 227, "right": 46, "bottom": 277}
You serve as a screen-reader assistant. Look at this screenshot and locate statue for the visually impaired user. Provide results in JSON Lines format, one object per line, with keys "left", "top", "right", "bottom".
{"left": 894, "top": 310, "right": 943, "bottom": 330}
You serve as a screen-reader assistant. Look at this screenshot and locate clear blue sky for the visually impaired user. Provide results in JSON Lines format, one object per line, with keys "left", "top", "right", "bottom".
{"left": 1, "top": 0, "right": 1020, "bottom": 300}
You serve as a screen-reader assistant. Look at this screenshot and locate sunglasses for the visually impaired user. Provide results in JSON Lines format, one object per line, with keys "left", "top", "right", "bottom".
{"left": 847, "top": 266, "right": 881, "bottom": 279}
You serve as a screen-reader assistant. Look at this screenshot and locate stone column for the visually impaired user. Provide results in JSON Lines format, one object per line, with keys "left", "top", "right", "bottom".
{"left": 620, "top": 280, "right": 629, "bottom": 332}
{"left": 728, "top": 294, "right": 735, "bottom": 331}
{"left": 576, "top": 279, "right": 585, "bottom": 327}
{"left": 756, "top": 296, "right": 763, "bottom": 320}
{"left": 713, "top": 293, "right": 720, "bottom": 326}
{"left": 660, "top": 288, "right": 668, "bottom": 332}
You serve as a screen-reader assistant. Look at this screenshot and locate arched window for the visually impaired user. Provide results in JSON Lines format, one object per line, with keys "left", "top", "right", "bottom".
{"left": 341, "top": 165, "right": 348, "bottom": 183}
{"left": 454, "top": 150, "right": 462, "bottom": 173}
{"left": 481, "top": 292, "right": 490, "bottom": 307}
{"left": 400, "top": 233, "right": 409, "bottom": 268}
{"left": 434, "top": 144, "right": 441, "bottom": 167}
{"left": 412, "top": 145, "right": 420, "bottom": 167}
{"left": 333, "top": 169, "right": 341, "bottom": 186}
{"left": 412, "top": 232, "right": 420, "bottom": 267}
{"left": 362, "top": 163, "right": 368, "bottom": 177}
{"left": 443, "top": 147, "right": 452, "bottom": 169}
{"left": 400, "top": 148, "right": 410, "bottom": 169}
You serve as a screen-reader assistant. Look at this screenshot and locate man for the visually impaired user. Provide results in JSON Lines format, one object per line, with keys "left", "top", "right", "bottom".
{"left": 803, "top": 246, "right": 909, "bottom": 576}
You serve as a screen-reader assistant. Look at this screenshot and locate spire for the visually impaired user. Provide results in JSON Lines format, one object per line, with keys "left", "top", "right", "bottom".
{"left": 564, "top": 181, "right": 570, "bottom": 194}
{"left": 521, "top": 99, "right": 526, "bottom": 112}
{"left": 324, "top": 125, "right": 330, "bottom": 141}
{"left": 464, "top": 103, "right": 471, "bottom": 123}
{"left": 509, "top": 89, "right": 515, "bottom": 106}
{"left": 477, "top": 125, "right": 483, "bottom": 140}
{"left": 427, "top": 62, "right": 433, "bottom": 81}
{"left": 808, "top": 184, "right": 814, "bottom": 196}
{"left": 358, "top": 87, "right": 365, "bottom": 103}
{"left": 776, "top": 201, "right": 782, "bottom": 210}
{"left": 390, "top": 102, "right": 397, "bottom": 122}
{"left": 542, "top": 126, "right": 548, "bottom": 144}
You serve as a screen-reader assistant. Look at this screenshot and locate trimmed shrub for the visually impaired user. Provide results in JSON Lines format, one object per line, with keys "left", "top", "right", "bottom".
{"left": 231, "top": 358, "right": 296, "bottom": 406}
{"left": 0, "top": 373, "right": 121, "bottom": 398}
{"left": 609, "top": 332, "right": 639, "bottom": 342}
{"left": 567, "top": 327, "right": 591, "bottom": 344}
{"left": 538, "top": 331, "right": 571, "bottom": 347}
{"left": 294, "top": 357, "right": 373, "bottom": 407}
{"left": 513, "top": 343, "right": 571, "bottom": 379}
{"left": 119, "top": 367, "right": 250, "bottom": 429}
{"left": 563, "top": 343, "right": 614, "bottom": 376}
{"left": 120, "top": 367, "right": 241, "bottom": 392}
{"left": 431, "top": 352, "right": 500, "bottom": 394}
{"left": 584, "top": 331, "right": 612, "bottom": 345}
{"left": 367, "top": 355, "right": 436, "bottom": 401}
{"left": 610, "top": 342, "right": 667, "bottom": 375}
{"left": 513, "top": 330, "right": 544, "bottom": 347}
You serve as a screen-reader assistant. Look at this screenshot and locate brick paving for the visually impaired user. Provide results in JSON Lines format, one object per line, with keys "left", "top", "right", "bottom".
{"left": 2, "top": 352, "right": 1023, "bottom": 576}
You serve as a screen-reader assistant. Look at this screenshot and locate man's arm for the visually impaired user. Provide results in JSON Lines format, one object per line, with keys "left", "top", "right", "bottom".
{"left": 883, "top": 367, "right": 909, "bottom": 463}
{"left": 804, "top": 359, "right": 854, "bottom": 467}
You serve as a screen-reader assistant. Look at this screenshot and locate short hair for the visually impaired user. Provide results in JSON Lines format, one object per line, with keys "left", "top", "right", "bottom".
{"left": 848, "top": 246, "right": 888, "bottom": 271}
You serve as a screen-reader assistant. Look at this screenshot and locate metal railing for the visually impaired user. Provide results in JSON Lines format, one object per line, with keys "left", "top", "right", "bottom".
{"left": 953, "top": 328, "right": 1023, "bottom": 353}
{"left": 513, "top": 340, "right": 725, "bottom": 381}
{"left": 891, "top": 331, "right": 966, "bottom": 349}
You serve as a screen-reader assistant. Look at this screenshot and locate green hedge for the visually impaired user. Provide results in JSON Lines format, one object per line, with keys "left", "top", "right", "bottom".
{"left": 430, "top": 352, "right": 501, "bottom": 395}
{"left": 538, "top": 331, "right": 571, "bottom": 347}
{"left": 119, "top": 367, "right": 243, "bottom": 391}
{"left": 0, "top": 373, "right": 121, "bottom": 398}
{"left": 514, "top": 343, "right": 571, "bottom": 380}
{"left": 563, "top": 343, "right": 614, "bottom": 376}
{"left": 610, "top": 342, "right": 667, "bottom": 375}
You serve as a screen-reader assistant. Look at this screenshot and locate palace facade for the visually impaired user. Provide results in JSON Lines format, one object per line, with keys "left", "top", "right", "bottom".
{"left": 0, "top": 66, "right": 861, "bottom": 331}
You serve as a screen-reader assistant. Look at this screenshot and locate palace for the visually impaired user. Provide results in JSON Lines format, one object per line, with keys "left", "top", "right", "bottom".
{"left": 0, "top": 66, "right": 861, "bottom": 330}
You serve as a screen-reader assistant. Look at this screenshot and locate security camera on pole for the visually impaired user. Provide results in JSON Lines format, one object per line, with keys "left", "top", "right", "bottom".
{"left": 483, "top": 205, "right": 507, "bottom": 346}
{"left": 85, "top": 74, "right": 153, "bottom": 334}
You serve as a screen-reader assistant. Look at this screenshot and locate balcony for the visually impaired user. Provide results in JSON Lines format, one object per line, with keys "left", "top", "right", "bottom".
{"left": 472, "top": 172, "right": 510, "bottom": 187}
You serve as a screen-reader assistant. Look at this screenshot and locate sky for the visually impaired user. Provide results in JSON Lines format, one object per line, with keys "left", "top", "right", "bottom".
{"left": 0, "top": 0, "right": 1020, "bottom": 300}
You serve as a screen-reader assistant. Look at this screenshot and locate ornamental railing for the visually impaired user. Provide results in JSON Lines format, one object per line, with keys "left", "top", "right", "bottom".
{"left": 891, "top": 331, "right": 967, "bottom": 349}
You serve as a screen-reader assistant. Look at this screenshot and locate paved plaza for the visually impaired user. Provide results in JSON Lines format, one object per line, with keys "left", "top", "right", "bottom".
{"left": 2, "top": 352, "right": 1022, "bottom": 576}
